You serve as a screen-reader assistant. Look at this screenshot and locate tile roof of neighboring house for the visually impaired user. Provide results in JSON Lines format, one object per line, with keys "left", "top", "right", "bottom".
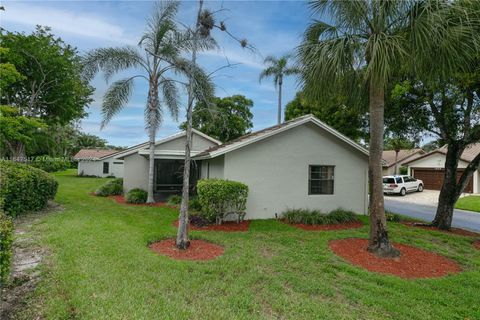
{"left": 382, "top": 149, "right": 425, "bottom": 168}
{"left": 195, "top": 114, "right": 369, "bottom": 159}
{"left": 73, "top": 149, "right": 118, "bottom": 160}
{"left": 403, "top": 143, "right": 480, "bottom": 165}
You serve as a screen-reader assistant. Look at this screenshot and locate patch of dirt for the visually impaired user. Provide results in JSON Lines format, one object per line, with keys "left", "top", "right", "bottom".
{"left": 1, "top": 202, "right": 60, "bottom": 319}
{"left": 473, "top": 240, "right": 480, "bottom": 250}
{"left": 285, "top": 220, "right": 363, "bottom": 231}
{"left": 149, "top": 238, "right": 224, "bottom": 261}
{"left": 402, "top": 222, "right": 480, "bottom": 237}
{"left": 329, "top": 238, "right": 461, "bottom": 279}
{"left": 173, "top": 220, "right": 250, "bottom": 232}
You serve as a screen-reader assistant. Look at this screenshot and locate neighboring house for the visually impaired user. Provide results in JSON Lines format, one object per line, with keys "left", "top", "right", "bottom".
{"left": 404, "top": 143, "right": 480, "bottom": 194}
{"left": 74, "top": 149, "right": 124, "bottom": 178}
{"left": 120, "top": 115, "right": 369, "bottom": 219}
{"left": 382, "top": 149, "right": 425, "bottom": 176}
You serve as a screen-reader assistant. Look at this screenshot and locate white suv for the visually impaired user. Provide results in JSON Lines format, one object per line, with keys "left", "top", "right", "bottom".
{"left": 383, "top": 175, "right": 424, "bottom": 196}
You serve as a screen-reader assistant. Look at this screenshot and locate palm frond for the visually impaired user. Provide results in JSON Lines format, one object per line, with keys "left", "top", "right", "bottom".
{"left": 101, "top": 77, "right": 135, "bottom": 128}
{"left": 259, "top": 66, "right": 278, "bottom": 83}
{"left": 159, "top": 77, "right": 179, "bottom": 121}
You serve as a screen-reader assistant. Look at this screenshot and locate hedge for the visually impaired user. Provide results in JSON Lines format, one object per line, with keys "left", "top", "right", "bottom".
{"left": 29, "top": 156, "right": 70, "bottom": 172}
{"left": 125, "top": 188, "right": 147, "bottom": 204}
{"left": 94, "top": 178, "right": 123, "bottom": 197}
{"left": 0, "top": 161, "right": 58, "bottom": 217}
{"left": 197, "top": 179, "right": 248, "bottom": 223}
{"left": 283, "top": 208, "right": 359, "bottom": 225}
{"left": 0, "top": 213, "right": 13, "bottom": 286}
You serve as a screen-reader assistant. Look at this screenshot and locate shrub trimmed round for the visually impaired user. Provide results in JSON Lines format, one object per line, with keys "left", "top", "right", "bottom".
{"left": 0, "top": 213, "right": 13, "bottom": 285}
{"left": 125, "top": 188, "right": 148, "bottom": 204}
{"left": 29, "top": 156, "right": 69, "bottom": 172}
{"left": 0, "top": 161, "right": 58, "bottom": 217}
{"left": 94, "top": 178, "right": 123, "bottom": 197}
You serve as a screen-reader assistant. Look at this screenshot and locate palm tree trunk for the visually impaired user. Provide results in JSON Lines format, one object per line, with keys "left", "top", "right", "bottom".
{"left": 176, "top": 0, "right": 203, "bottom": 250}
{"left": 394, "top": 150, "right": 399, "bottom": 175}
{"left": 277, "top": 77, "right": 282, "bottom": 125}
{"left": 146, "top": 82, "right": 159, "bottom": 204}
{"left": 367, "top": 84, "right": 399, "bottom": 258}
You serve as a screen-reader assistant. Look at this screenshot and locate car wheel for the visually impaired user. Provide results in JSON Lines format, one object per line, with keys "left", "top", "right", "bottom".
{"left": 417, "top": 184, "right": 424, "bottom": 192}
{"left": 400, "top": 188, "right": 406, "bottom": 196}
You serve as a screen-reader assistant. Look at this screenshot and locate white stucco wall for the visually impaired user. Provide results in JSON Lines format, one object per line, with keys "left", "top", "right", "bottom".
{"left": 77, "top": 157, "right": 124, "bottom": 178}
{"left": 123, "top": 153, "right": 149, "bottom": 192}
{"left": 200, "top": 155, "right": 225, "bottom": 179}
{"left": 406, "top": 153, "right": 469, "bottom": 170}
{"left": 217, "top": 122, "right": 369, "bottom": 219}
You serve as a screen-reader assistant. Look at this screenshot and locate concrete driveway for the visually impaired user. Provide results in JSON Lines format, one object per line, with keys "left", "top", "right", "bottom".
{"left": 384, "top": 190, "right": 480, "bottom": 232}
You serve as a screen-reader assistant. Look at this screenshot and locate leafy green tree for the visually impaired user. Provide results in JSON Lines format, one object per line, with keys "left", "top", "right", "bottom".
{"left": 0, "top": 47, "right": 24, "bottom": 91}
{"left": 298, "top": 0, "right": 477, "bottom": 257}
{"left": 83, "top": 1, "right": 212, "bottom": 203}
{"left": 285, "top": 92, "right": 367, "bottom": 142}
{"left": 181, "top": 95, "right": 253, "bottom": 142}
{"left": 259, "top": 55, "right": 299, "bottom": 124}
{"left": 0, "top": 106, "right": 45, "bottom": 159}
{"left": 0, "top": 26, "right": 93, "bottom": 124}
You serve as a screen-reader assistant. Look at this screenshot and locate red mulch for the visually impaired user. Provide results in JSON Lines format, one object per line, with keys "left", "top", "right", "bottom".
{"left": 329, "top": 238, "right": 461, "bottom": 279}
{"left": 173, "top": 220, "right": 250, "bottom": 232}
{"left": 108, "top": 195, "right": 175, "bottom": 208}
{"left": 285, "top": 220, "right": 363, "bottom": 231}
{"left": 473, "top": 240, "right": 480, "bottom": 250}
{"left": 149, "top": 238, "right": 224, "bottom": 261}
{"left": 402, "top": 222, "right": 480, "bottom": 237}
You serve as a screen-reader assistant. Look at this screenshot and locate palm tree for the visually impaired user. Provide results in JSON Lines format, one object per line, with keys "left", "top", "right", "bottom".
{"left": 299, "top": 0, "right": 477, "bottom": 257}
{"left": 259, "top": 55, "right": 298, "bottom": 124}
{"left": 83, "top": 1, "right": 207, "bottom": 203}
{"left": 385, "top": 137, "right": 413, "bottom": 175}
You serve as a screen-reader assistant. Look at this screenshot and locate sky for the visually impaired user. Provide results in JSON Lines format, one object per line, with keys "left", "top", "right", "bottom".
{"left": 1, "top": 0, "right": 313, "bottom": 147}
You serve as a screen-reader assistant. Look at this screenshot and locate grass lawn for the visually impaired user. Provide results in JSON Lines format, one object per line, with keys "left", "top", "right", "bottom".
{"left": 456, "top": 195, "right": 480, "bottom": 213}
{"left": 18, "top": 170, "right": 480, "bottom": 319}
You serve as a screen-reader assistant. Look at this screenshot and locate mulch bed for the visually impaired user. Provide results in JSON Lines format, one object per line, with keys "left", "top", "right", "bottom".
{"left": 149, "top": 238, "right": 224, "bottom": 261}
{"left": 402, "top": 222, "right": 480, "bottom": 237}
{"left": 285, "top": 220, "right": 363, "bottom": 231}
{"left": 473, "top": 240, "right": 480, "bottom": 250}
{"left": 173, "top": 220, "right": 250, "bottom": 232}
{"left": 329, "top": 238, "right": 461, "bottom": 279}
{"left": 108, "top": 195, "right": 175, "bottom": 208}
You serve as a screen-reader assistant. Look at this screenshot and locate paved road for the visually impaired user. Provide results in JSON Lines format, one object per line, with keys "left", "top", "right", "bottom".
{"left": 385, "top": 199, "right": 480, "bottom": 232}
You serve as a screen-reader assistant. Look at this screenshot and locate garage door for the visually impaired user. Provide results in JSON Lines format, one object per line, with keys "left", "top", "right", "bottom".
{"left": 412, "top": 168, "right": 473, "bottom": 193}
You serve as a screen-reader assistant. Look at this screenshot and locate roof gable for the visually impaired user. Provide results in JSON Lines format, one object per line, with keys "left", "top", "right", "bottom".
{"left": 382, "top": 149, "right": 425, "bottom": 167}
{"left": 403, "top": 143, "right": 480, "bottom": 165}
{"left": 194, "top": 115, "right": 369, "bottom": 159}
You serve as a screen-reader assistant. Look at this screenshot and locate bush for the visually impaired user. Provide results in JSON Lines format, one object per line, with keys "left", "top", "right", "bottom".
{"left": 0, "top": 161, "right": 58, "bottom": 217}
{"left": 189, "top": 197, "right": 202, "bottom": 211}
{"left": 167, "top": 195, "right": 182, "bottom": 206}
{"left": 94, "top": 178, "right": 123, "bottom": 197}
{"left": 125, "top": 188, "right": 147, "bottom": 204}
{"left": 283, "top": 208, "right": 359, "bottom": 225}
{"left": 29, "top": 156, "right": 69, "bottom": 172}
{"left": 0, "top": 213, "right": 13, "bottom": 286}
{"left": 197, "top": 179, "right": 248, "bottom": 223}
{"left": 386, "top": 211, "right": 402, "bottom": 222}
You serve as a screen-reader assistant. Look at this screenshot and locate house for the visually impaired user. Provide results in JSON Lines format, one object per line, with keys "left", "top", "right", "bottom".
{"left": 403, "top": 143, "right": 480, "bottom": 194}
{"left": 74, "top": 149, "right": 124, "bottom": 177}
{"left": 381, "top": 149, "right": 425, "bottom": 176}
{"left": 120, "top": 115, "right": 369, "bottom": 219}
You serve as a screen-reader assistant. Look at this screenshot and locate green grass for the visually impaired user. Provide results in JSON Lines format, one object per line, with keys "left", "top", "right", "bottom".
{"left": 19, "top": 170, "right": 480, "bottom": 319}
{"left": 456, "top": 195, "right": 480, "bottom": 213}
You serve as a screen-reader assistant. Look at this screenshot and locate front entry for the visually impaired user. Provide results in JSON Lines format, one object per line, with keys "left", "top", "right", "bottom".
{"left": 154, "top": 159, "right": 201, "bottom": 199}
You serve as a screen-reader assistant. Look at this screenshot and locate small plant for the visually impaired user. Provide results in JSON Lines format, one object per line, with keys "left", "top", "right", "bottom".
{"left": 94, "top": 178, "right": 123, "bottom": 197}
{"left": 167, "top": 195, "right": 182, "bottom": 206}
{"left": 189, "top": 214, "right": 209, "bottom": 227}
{"left": 189, "top": 197, "right": 202, "bottom": 212}
{"left": 125, "top": 188, "right": 147, "bottom": 204}
{"left": 0, "top": 213, "right": 13, "bottom": 286}
{"left": 283, "top": 208, "right": 358, "bottom": 225}
{"left": 386, "top": 212, "right": 402, "bottom": 222}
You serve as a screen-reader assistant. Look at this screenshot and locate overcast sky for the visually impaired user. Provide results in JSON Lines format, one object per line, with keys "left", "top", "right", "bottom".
{"left": 1, "top": 0, "right": 312, "bottom": 146}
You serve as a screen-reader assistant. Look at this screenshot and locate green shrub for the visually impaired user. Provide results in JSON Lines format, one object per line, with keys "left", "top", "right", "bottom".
{"left": 94, "top": 178, "right": 123, "bottom": 197}
{"left": 29, "top": 156, "right": 69, "bottom": 172}
{"left": 0, "top": 213, "right": 13, "bottom": 286}
{"left": 0, "top": 161, "right": 58, "bottom": 217}
{"left": 189, "top": 197, "right": 202, "bottom": 211}
{"left": 386, "top": 211, "right": 402, "bottom": 222}
{"left": 283, "top": 208, "right": 359, "bottom": 225}
{"left": 197, "top": 179, "right": 248, "bottom": 223}
{"left": 125, "top": 188, "right": 147, "bottom": 204}
{"left": 167, "top": 195, "right": 182, "bottom": 206}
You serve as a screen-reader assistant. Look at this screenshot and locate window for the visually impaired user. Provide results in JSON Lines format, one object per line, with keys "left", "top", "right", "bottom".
{"left": 395, "top": 177, "right": 403, "bottom": 184}
{"left": 309, "top": 165, "right": 334, "bottom": 195}
{"left": 383, "top": 177, "right": 395, "bottom": 184}
{"left": 103, "top": 162, "right": 109, "bottom": 174}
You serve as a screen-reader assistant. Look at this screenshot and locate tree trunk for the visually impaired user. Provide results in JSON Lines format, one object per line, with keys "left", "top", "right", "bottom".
{"left": 277, "top": 77, "right": 282, "bottom": 125}
{"left": 146, "top": 82, "right": 159, "bottom": 204}
{"left": 367, "top": 84, "right": 400, "bottom": 258}
{"left": 431, "top": 145, "right": 462, "bottom": 230}
{"left": 10, "top": 141, "right": 26, "bottom": 162}
{"left": 176, "top": 0, "right": 203, "bottom": 250}
{"left": 394, "top": 150, "right": 399, "bottom": 175}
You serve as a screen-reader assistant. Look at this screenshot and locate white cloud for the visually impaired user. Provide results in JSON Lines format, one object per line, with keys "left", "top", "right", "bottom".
{"left": 2, "top": 2, "right": 135, "bottom": 44}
